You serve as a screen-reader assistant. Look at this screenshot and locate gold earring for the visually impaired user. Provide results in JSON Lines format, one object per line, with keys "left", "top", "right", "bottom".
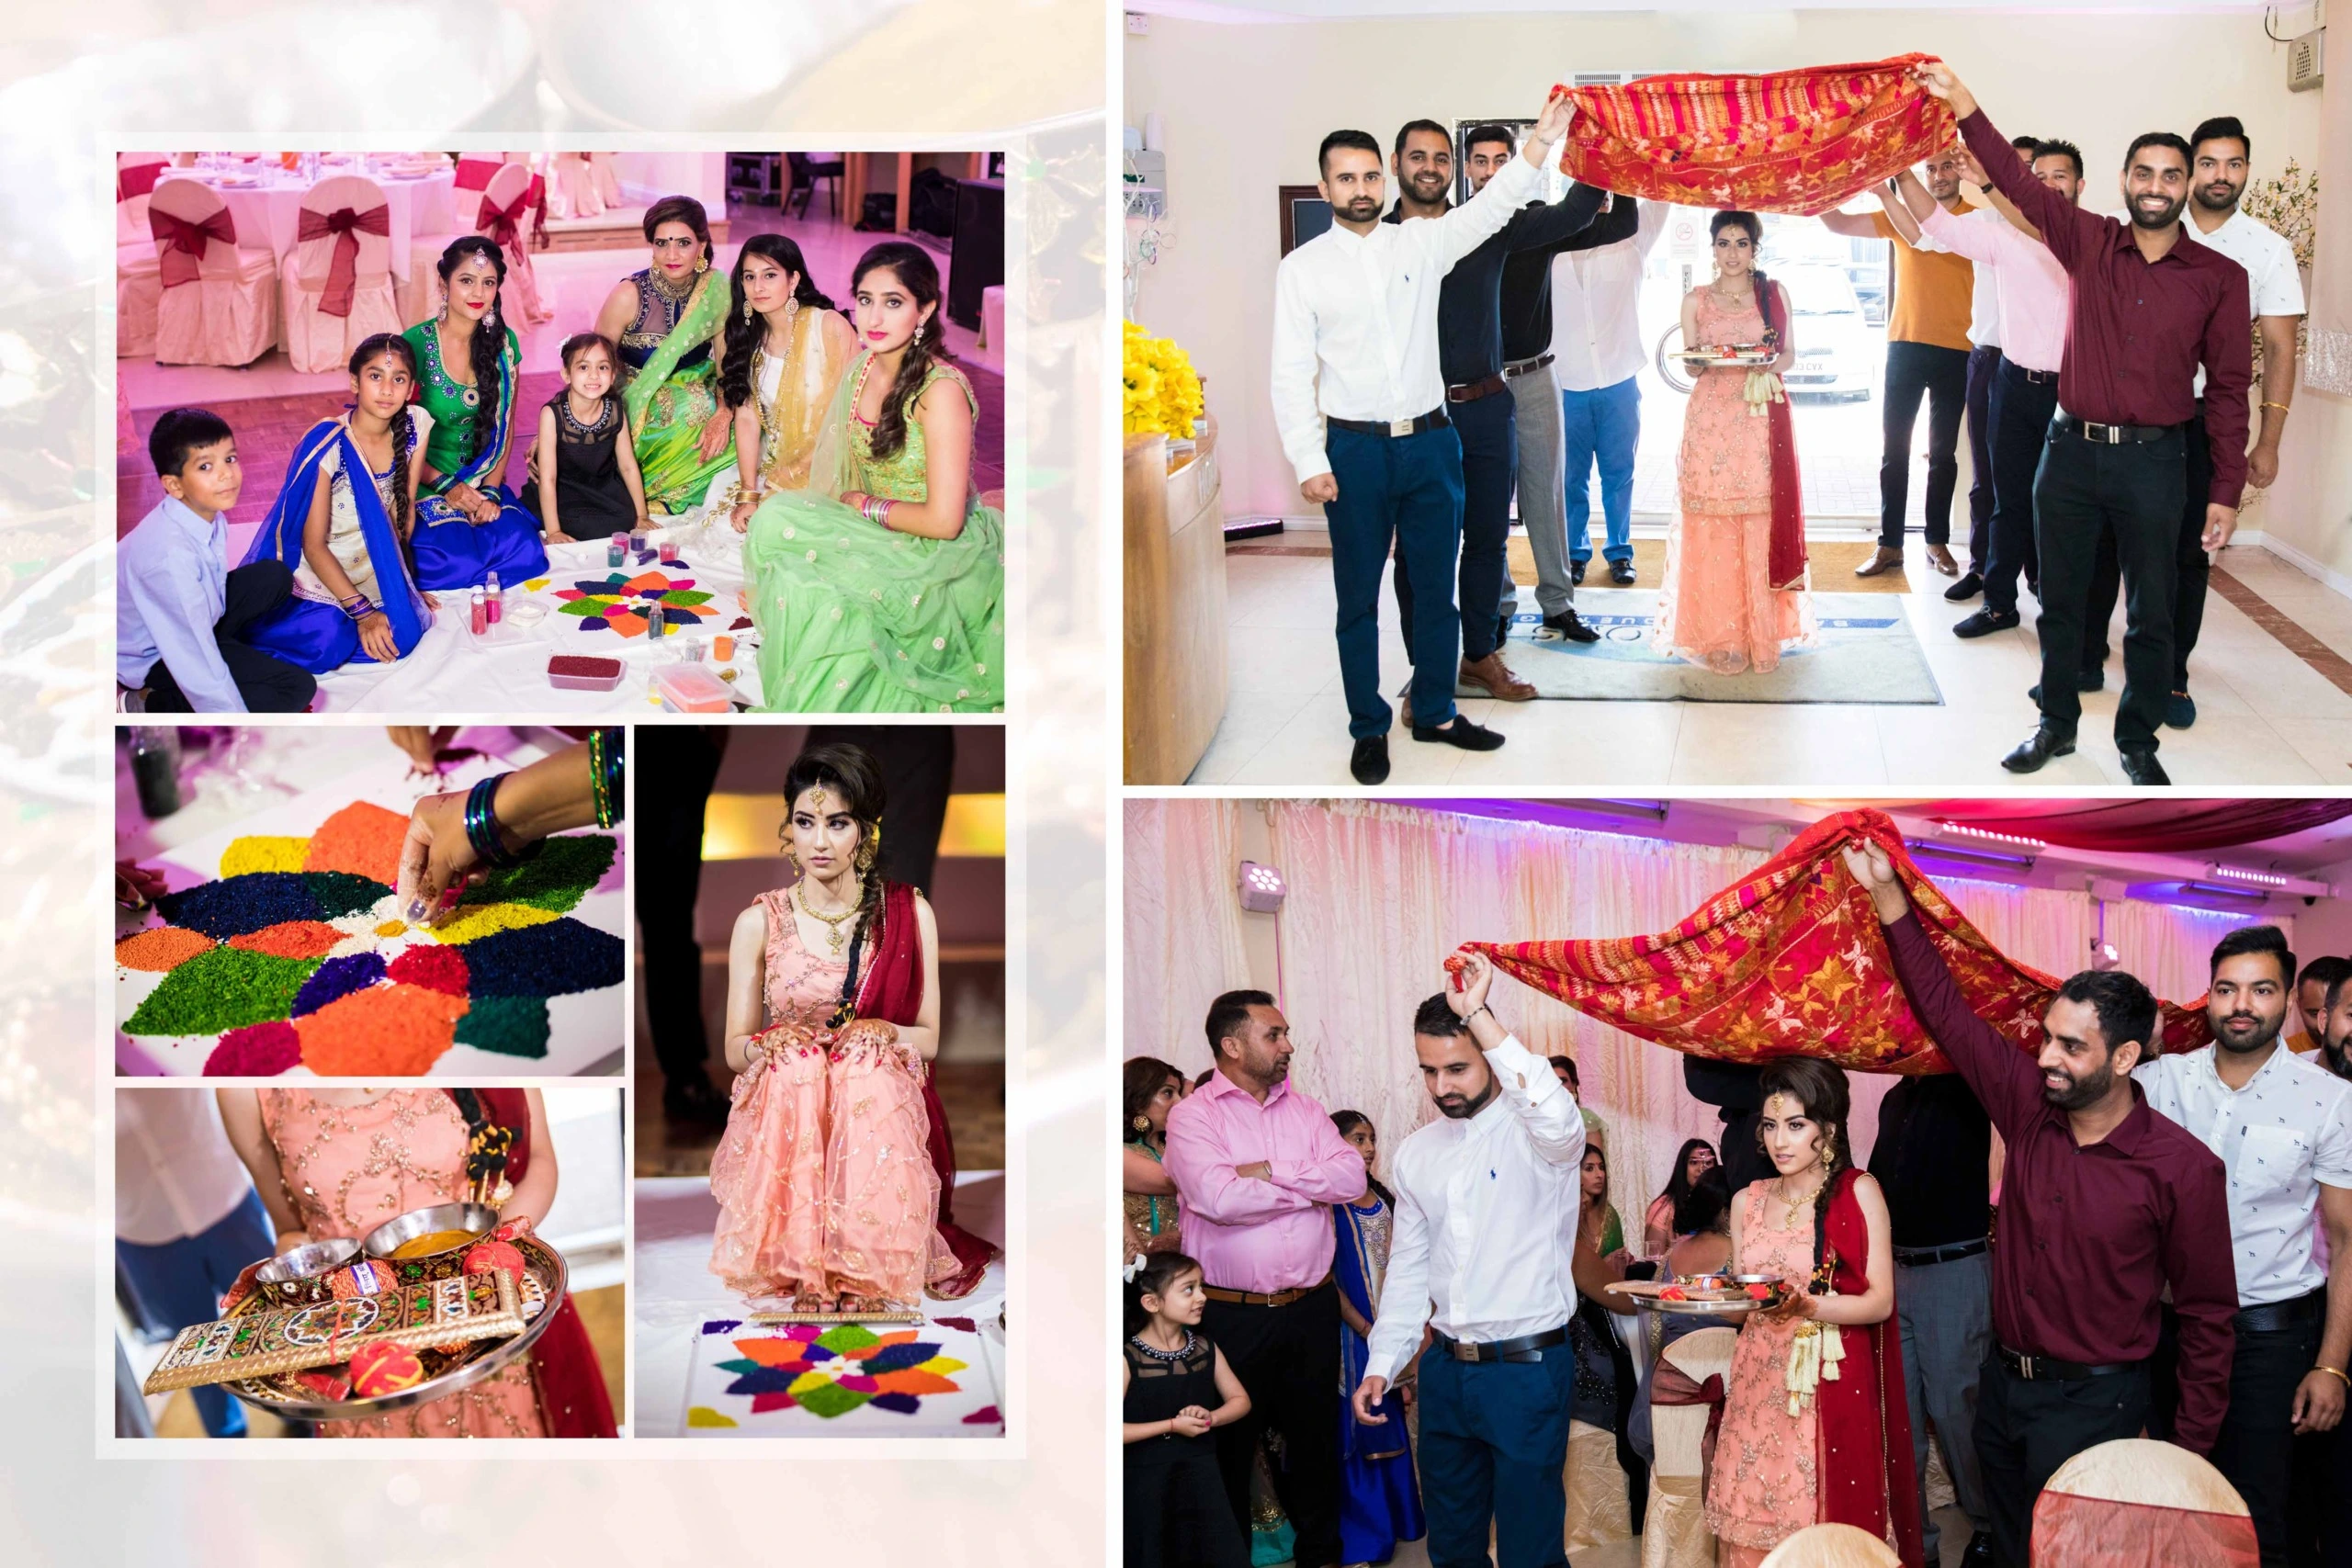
{"left": 1131, "top": 1114, "right": 1150, "bottom": 1134}
{"left": 855, "top": 828, "right": 880, "bottom": 874}
{"left": 696, "top": 255, "right": 709, "bottom": 274}
{"left": 741, "top": 297, "right": 752, "bottom": 323}
{"left": 784, "top": 843, "right": 801, "bottom": 873}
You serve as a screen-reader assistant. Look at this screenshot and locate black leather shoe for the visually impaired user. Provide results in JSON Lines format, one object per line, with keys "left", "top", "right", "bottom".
{"left": 2001, "top": 726, "right": 2076, "bottom": 773}
{"left": 1944, "top": 570, "right": 1984, "bottom": 603}
{"left": 1543, "top": 607, "right": 1601, "bottom": 643}
{"left": 1610, "top": 558, "right": 1637, "bottom": 586}
{"left": 1963, "top": 1530, "right": 1995, "bottom": 1567}
{"left": 1570, "top": 559, "right": 1588, "bottom": 586}
{"left": 2119, "top": 746, "right": 2170, "bottom": 787}
{"left": 1411, "top": 716, "right": 1506, "bottom": 751}
{"left": 1952, "top": 607, "right": 2019, "bottom": 638}
{"left": 663, "top": 1074, "right": 730, "bottom": 1125}
{"left": 1350, "top": 735, "right": 1391, "bottom": 784}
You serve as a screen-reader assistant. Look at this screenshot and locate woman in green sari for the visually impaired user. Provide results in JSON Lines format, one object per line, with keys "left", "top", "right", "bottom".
{"left": 589, "top": 195, "right": 735, "bottom": 514}
{"left": 741, "top": 242, "right": 1003, "bottom": 714}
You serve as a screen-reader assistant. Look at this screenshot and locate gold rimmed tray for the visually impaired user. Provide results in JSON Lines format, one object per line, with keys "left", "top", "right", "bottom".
{"left": 1605, "top": 1277, "right": 1772, "bottom": 1316}
{"left": 1671, "top": 348, "right": 1776, "bottom": 367}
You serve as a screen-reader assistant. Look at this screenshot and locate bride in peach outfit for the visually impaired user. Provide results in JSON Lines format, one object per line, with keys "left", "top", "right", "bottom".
{"left": 707, "top": 742, "right": 996, "bottom": 1312}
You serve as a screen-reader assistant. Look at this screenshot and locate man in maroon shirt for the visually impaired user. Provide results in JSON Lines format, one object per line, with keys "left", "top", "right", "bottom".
{"left": 1843, "top": 839, "right": 2237, "bottom": 1568}
{"left": 1913, "top": 62, "right": 2253, "bottom": 788}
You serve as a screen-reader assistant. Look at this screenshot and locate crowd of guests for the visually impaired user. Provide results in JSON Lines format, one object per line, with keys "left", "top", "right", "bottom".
{"left": 1272, "top": 62, "right": 2301, "bottom": 788}
{"left": 1124, "top": 893, "right": 2352, "bottom": 1567}
{"left": 118, "top": 195, "right": 1004, "bottom": 714}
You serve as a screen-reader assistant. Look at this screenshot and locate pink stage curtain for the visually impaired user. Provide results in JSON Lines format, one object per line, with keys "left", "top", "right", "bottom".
{"left": 1122, "top": 798, "right": 1252, "bottom": 1078}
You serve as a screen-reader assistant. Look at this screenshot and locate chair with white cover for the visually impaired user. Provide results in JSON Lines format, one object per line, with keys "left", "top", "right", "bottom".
{"left": 1757, "top": 1523, "right": 1902, "bottom": 1568}
{"left": 2030, "top": 1438, "right": 2257, "bottom": 1567}
{"left": 280, "top": 175, "right": 401, "bottom": 374}
{"left": 116, "top": 153, "right": 170, "bottom": 357}
{"left": 149, "top": 177, "right": 277, "bottom": 366}
{"left": 547, "top": 152, "right": 605, "bottom": 220}
{"left": 589, "top": 152, "right": 622, "bottom": 207}
{"left": 1641, "top": 1325, "right": 1736, "bottom": 1568}
{"left": 470, "top": 160, "right": 553, "bottom": 325}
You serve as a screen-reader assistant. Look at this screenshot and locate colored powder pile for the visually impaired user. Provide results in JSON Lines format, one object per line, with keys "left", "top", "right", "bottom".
{"left": 388, "top": 943, "right": 467, "bottom": 997}
{"left": 292, "top": 952, "right": 389, "bottom": 1016}
{"left": 116, "top": 926, "right": 214, "bottom": 972}
{"left": 123, "top": 946, "right": 321, "bottom": 1036}
{"left": 219, "top": 836, "right": 311, "bottom": 877}
{"left": 227, "top": 920, "right": 346, "bottom": 961}
{"left": 453, "top": 995, "right": 550, "bottom": 1058}
{"left": 375, "top": 920, "right": 408, "bottom": 937}
{"left": 302, "top": 802, "right": 412, "bottom": 886}
{"left": 460, "top": 918, "right": 625, "bottom": 998}
{"left": 463, "top": 833, "right": 617, "bottom": 915}
{"left": 203, "top": 1020, "right": 302, "bottom": 1075}
{"left": 432, "top": 900, "right": 558, "bottom": 945}
{"left": 302, "top": 872, "right": 392, "bottom": 917}
{"left": 153, "top": 874, "right": 325, "bottom": 939}
{"left": 296, "top": 983, "right": 469, "bottom": 1076}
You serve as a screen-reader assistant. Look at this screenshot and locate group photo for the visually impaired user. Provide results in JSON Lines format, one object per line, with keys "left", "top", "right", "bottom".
{"left": 1121, "top": 3, "right": 2347, "bottom": 788}
{"left": 1122, "top": 794, "right": 2352, "bottom": 1568}
{"left": 111, "top": 148, "right": 1007, "bottom": 715}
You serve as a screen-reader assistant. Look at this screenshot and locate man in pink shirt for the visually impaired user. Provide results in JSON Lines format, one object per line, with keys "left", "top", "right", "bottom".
{"left": 1901, "top": 141, "right": 2083, "bottom": 641}
{"left": 1164, "top": 988, "right": 1367, "bottom": 1568}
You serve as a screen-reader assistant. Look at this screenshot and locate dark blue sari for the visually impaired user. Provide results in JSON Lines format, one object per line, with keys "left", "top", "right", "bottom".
{"left": 238, "top": 418, "right": 428, "bottom": 672}
{"left": 1334, "top": 1194, "right": 1426, "bottom": 1564}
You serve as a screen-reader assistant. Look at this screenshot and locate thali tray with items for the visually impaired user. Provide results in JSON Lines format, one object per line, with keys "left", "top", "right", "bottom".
{"left": 1604, "top": 1271, "right": 1785, "bottom": 1317}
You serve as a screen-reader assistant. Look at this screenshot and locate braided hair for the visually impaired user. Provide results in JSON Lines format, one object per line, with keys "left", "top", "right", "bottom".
{"left": 434, "top": 236, "right": 509, "bottom": 471}
{"left": 851, "top": 241, "right": 945, "bottom": 463}
{"left": 346, "top": 333, "right": 419, "bottom": 538}
{"left": 779, "top": 741, "right": 888, "bottom": 1019}
{"left": 719, "top": 232, "right": 838, "bottom": 412}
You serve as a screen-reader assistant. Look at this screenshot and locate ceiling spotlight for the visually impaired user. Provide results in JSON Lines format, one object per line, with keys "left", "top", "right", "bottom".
{"left": 2206, "top": 863, "right": 2289, "bottom": 888}
{"left": 2090, "top": 940, "right": 2120, "bottom": 972}
{"left": 1935, "top": 821, "right": 2048, "bottom": 852}
{"left": 1237, "top": 860, "right": 1287, "bottom": 914}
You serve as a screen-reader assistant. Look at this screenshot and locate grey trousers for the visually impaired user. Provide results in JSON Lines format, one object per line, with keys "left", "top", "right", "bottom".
{"left": 1508, "top": 359, "right": 1572, "bottom": 620}
{"left": 1897, "top": 1247, "right": 1994, "bottom": 1558}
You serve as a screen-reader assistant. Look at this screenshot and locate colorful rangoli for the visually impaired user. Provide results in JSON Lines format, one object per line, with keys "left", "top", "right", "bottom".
{"left": 684, "top": 1316, "right": 1003, "bottom": 1435}
{"left": 554, "top": 565, "right": 716, "bottom": 637}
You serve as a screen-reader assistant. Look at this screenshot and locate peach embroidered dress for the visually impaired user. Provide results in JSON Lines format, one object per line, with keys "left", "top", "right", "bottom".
{"left": 1704, "top": 1181, "right": 1818, "bottom": 1565}
{"left": 707, "top": 889, "right": 946, "bottom": 1305}
{"left": 257, "top": 1089, "right": 546, "bottom": 1438}
{"left": 1656, "top": 285, "right": 1814, "bottom": 674}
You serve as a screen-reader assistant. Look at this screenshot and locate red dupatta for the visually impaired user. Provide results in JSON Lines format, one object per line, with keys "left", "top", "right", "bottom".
{"left": 1757, "top": 275, "right": 1807, "bottom": 590}
{"left": 462, "top": 1089, "right": 617, "bottom": 1438}
{"left": 849, "top": 882, "right": 1001, "bottom": 1299}
{"left": 1815, "top": 1166, "right": 1922, "bottom": 1563}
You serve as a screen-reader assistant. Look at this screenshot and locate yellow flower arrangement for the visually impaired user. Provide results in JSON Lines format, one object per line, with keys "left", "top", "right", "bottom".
{"left": 1124, "top": 321, "right": 1205, "bottom": 440}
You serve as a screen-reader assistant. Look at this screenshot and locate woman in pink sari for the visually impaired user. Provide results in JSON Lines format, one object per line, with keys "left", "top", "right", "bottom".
{"left": 1657, "top": 210, "right": 1814, "bottom": 674}
{"left": 707, "top": 741, "right": 997, "bottom": 1311}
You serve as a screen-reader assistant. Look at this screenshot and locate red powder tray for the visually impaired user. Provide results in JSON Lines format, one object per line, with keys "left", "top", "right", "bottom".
{"left": 548, "top": 654, "right": 626, "bottom": 692}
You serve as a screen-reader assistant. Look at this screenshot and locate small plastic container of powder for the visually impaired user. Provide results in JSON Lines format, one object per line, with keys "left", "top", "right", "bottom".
{"left": 650, "top": 663, "right": 734, "bottom": 713}
{"left": 547, "top": 654, "right": 626, "bottom": 692}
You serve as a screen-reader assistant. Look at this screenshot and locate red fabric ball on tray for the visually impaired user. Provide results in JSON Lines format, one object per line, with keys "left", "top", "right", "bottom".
{"left": 464, "top": 1238, "right": 527, "bottom": 1281}
{"left": 347, "top": 1339, "right": 426, "bottom": 1398}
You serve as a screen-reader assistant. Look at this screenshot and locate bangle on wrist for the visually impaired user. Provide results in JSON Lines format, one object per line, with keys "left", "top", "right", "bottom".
{"left": 2318, "top": 1364, "right": 2350, "bottom": 1388}
{"left": 463, "top": 774, "right": 542, "bottom": 871}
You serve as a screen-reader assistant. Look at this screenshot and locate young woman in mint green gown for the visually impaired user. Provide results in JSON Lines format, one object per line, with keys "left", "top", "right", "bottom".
{"left": 741, "top": 242, "right": 1003, "bottom": 714}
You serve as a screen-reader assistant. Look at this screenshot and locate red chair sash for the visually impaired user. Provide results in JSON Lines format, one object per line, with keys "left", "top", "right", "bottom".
{"left": 153, "top": 207, "right": 235, "bottom": 288}
{"left": 2030, "top": 1492, "right": 2259, "bottom": 1568}
{"left": 296, "top": 203, "right": 391, "bottom": 318}
{"left": 1648, "top": 1359, "right": 1727, "bottom": 1494}
{"left": 477, "top": 190, "right": 527, "bottom": 254}
{"left": 118, "top": 162, "right": 164, "bottom": 202}
{"left": 454, "top": 157, "right": 499, "bottom": 192}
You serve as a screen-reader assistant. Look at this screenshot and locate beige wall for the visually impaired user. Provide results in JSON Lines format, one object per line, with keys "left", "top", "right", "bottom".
{"left": 1126, "top": 7, "right": 2326, "bottom": 525}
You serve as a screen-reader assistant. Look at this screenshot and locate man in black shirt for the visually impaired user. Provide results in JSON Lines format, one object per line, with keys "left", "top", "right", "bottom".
{"left": 1869, "top": 1072, "right": 1997, "bottom": 1567}
{"left": 1385, "top": 119, "right": 1605, "bottom": 711}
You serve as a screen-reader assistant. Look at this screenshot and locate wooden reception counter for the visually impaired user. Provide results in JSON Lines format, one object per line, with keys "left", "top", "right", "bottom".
{"left": 1123, "top": 417, "right": 1227, "bottom": 784}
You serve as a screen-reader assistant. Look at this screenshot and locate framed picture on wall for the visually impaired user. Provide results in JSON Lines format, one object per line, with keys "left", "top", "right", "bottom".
{"left": 1279, "top": 183, "right": 1330, "bottom": 255}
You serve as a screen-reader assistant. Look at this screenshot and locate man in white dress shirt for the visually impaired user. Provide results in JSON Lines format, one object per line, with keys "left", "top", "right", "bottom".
{"left": 1351, "top": 951, "right": 1585, "bottom": 1567}
{"left": 2132, "top": 924, "right": 2352, "bottom": 1566}
{"left": 1546, "top": 197, "right": 1668, "bottom": 600}
{"left": 1272, "top": 88, "right": 1575, "bottom": 786}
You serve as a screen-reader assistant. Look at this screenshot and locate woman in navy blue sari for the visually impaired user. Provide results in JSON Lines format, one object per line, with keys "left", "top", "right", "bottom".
{"left": 1330, "top": 1111, "right": 1426, "bottom": 1565}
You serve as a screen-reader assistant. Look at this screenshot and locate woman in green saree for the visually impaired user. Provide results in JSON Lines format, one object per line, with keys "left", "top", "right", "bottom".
{"left": 589, "top": 195, "right": 735, "bottom": 515}
{"left": 741, "top": 242, "right": 1003, "bottom": 714}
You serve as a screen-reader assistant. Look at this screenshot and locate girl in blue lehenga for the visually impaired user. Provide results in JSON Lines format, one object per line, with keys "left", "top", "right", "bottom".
{"left": 240, "top": 333, "right": 436, "bottom": 672}
{"left": 1330, "top": 1111, "right": 1427, "bottom": 1566}
{"left": 401, "top": 236, "right": 548, "bottom": 590}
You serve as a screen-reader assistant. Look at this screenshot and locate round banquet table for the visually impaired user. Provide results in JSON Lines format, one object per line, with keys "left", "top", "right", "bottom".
{"left": 154, "top": 161, "right": 457, "bottom": 284}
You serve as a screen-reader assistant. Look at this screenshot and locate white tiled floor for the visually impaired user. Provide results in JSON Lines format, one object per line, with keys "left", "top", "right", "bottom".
{"left": 1190, "top": 537, "right": 2352, "bottom": 787}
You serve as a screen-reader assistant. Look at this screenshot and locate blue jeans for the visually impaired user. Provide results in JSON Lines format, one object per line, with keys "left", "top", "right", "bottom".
{"left": 1396, "top": 389, "right": 1513, "bottom": 663}
{"left": 1418, "top": 1338, "right": 1577, "bottom": 1568}
{"left": 117, "top": 1188, "right": 274, "bottom": 1437}
{"left": 1327, "top": 421, "right": 1464, "bottom": 739}
{"left": 1563, "top": 377, "right": 1639, "bottom": 565}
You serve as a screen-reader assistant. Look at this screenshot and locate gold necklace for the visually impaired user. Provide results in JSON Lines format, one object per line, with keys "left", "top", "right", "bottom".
{"left": 1775, "top": 1170, "right": 1825, "bottom": 1227}
{"left": 794, "top": 878, "right": 862, "bottom": 955}
{"left": 646, "top": 265, "right": 694, "bottom": 305}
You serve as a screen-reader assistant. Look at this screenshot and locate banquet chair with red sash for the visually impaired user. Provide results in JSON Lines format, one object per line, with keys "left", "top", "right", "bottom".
{"left": 280, "top": 175, "right": 401, "bottom": 374}
{"left": 116, "top": 153, "right": 169, "bottom": 357}
{"left": 1757, "top": 1522, "right": 1902, "bottom": 1568}
{"left": 1642, "top": 1325, "right": 1736, "bottom": 1568}
{"left": 471, "top": 159, "right": 553, "bottom": 325}
{"left": 149, "top": 177, "right": 277, "bottom": 367}
{"left": 2030, "top": 1438, "right": 2258, "bottom": 1567}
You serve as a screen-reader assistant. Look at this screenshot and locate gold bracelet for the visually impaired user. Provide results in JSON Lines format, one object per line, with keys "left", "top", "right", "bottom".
{"left": 2262, "top": 401, "right": 2291, "bottom": 414}
{"left": 2319, "top": 1364, "right": 2351, "bottom": 1388}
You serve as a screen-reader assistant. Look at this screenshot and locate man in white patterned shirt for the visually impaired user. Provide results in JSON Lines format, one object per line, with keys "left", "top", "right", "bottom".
{"left": 1352, "top": 949, "right": 1586, "bottom": 1567}
{"left": 1271, "top": 88, "right": 1576, "bottom": 786}
{"left": 2133, "top": 923, "right": 2352, "bottom": 1567}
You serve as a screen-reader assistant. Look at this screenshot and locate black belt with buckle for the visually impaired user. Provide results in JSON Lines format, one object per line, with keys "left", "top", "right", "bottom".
{"left": 1446, "top": 374, "right": 1509, "bottom": 403}
{"left": 1894, "top": 1238, "right": 1987, "bottom": 1268}
{"left": 1433, "top": 1325, "right": 1568, "bottom": 1364}
{"left": 1504, "top": 353, "right": 1555, "bottom": 379}
{"left": 2053, "top": 412, "right": 2181, "bottom": 445}
{"left": 2236, "top": 1289, "right": 2325, "bottom": 1335}
{"left": 2016, "top": 367, "right": 2059, "bottom": 384}
{"left": 1996, "top": 1344, "right": 2142, "bottom": 1382}
{"left": 1329, "top": 408, "right": 1452, "bottom": 439}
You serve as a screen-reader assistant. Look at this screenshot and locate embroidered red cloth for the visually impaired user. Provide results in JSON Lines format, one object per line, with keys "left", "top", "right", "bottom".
{"left": 1555, "top": 55, "right": 1958, "bottom": 218}
{"left": 472, "top": 1089, "right": 617, "bottom": 1438}
{"left": 1473, "top": 809, "right": 2212, "bottom": 1074}
{"left": 1816, "top": 1166, "right": 1923, "bottom": 1564}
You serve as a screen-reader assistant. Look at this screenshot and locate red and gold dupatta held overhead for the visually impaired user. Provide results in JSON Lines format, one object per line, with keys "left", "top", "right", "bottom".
{"left": 1555, "top": 55, "right": 1958, "bottom": 218}
{"left": 1473, "top": 809, "right": 2212, "bottom": 1074}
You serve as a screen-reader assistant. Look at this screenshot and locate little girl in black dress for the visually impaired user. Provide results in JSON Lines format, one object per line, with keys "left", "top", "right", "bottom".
{"left": 526, "top": 333, "right": 648, "bottom": 543}
{"left": 1123, "top": 1250, "right": 1251, "bottom": 1568}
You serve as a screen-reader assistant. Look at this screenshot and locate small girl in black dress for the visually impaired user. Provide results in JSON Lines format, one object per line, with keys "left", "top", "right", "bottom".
{"left": 1123, "top": 1250, "right": 1251, "bottom": 1568}
{"left": 526, "top": 333, "right": 649, "bottom": 543}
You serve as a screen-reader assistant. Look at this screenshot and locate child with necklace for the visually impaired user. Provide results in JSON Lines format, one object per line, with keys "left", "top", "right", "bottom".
{"left": 1125, "top": 1250, "right": 1252, "bottom": 1568}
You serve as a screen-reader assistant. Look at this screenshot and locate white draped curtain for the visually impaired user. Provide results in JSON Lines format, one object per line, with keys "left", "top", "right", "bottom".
{"left": 1122, "top": 797, "right": 1252, "bottom": 1078}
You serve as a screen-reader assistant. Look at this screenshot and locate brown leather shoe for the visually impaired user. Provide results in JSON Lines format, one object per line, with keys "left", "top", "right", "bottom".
{"left": 1854, "top": 546, "right": 1905, "bottom": 579}
{"left": 1925, "top": 544, "right": 1959, "bottom": 576}
{"left": 1461, "top": 652, "right": 1536, "bottom": 701}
